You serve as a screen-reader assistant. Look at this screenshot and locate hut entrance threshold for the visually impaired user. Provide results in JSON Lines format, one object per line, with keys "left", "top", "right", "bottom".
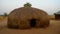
{"left": 30, "top": 19, "right": 36, "bottom": 27}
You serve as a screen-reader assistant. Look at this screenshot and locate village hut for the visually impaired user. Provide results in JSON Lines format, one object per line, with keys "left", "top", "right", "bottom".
{"left": 7, "top": 3, "right": 50, "bottom": 29}
{"left": 54, "top": 11, "right": 60, "bottom": 20}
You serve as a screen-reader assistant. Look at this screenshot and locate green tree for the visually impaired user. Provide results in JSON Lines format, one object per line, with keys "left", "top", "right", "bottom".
{"left": 24, "top": 3, "right": 32, "bottom": 7}
{"left": 4, "top": 13, "right": 8, "bottom": 16}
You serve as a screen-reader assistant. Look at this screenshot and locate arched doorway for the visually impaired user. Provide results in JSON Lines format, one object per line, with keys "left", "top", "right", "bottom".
{"left": 30, "top": 19, "right": 36, "bottom": 27}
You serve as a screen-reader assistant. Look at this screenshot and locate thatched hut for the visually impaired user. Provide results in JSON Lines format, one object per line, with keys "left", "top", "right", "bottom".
{"left": 7, "top": 3, "right": 50, "bottom": 29}
{"left": 54, "top": 11, "right": 60, "bottom": 20}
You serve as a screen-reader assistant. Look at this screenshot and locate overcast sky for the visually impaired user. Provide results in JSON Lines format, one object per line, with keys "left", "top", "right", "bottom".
{"left": 0, "top": 0, "right": 60, "bottom": 15}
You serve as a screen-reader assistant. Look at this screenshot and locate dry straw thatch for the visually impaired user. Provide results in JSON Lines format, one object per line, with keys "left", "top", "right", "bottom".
{"left": 7, "top": 3, "right": 50, "bottom": 29}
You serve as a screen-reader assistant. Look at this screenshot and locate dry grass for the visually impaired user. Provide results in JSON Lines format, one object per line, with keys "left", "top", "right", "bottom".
{"left": 0, "top": 16, "right": 60, "bottom": 34}
{"left": 0, "top": 16, "right": 7, "bottom": 29}
{"left": 49, "top": 15, "right": 55, "bottom": 20}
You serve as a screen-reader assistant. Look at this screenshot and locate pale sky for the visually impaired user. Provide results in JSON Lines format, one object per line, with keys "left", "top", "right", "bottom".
{"left": 0, "top": 0, "right": 60, "bottom": 15}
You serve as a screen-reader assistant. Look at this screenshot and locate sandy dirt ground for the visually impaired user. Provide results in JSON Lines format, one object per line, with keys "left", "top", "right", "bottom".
{"left": 0, "top": 18, "right": 60, "bottom": 34}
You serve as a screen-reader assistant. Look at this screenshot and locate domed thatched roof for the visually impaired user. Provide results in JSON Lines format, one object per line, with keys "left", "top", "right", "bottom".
{"left": 9, "top": 7, "right": 48, "bottom": 20}
{"left": 54, "top": 11, "right": 60, "bottom": 14}
{"left": 8, "top": 5, "right": 50, "bottom": 29}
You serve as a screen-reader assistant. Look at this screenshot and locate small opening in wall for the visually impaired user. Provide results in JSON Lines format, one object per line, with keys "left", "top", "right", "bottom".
{"left": 30, "top": 19, "right": 36, "bottom": 27}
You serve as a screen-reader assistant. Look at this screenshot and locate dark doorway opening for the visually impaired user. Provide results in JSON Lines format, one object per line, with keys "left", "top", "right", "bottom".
{"left": 30, "top": 19, "right": 36, "bottom": 27}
